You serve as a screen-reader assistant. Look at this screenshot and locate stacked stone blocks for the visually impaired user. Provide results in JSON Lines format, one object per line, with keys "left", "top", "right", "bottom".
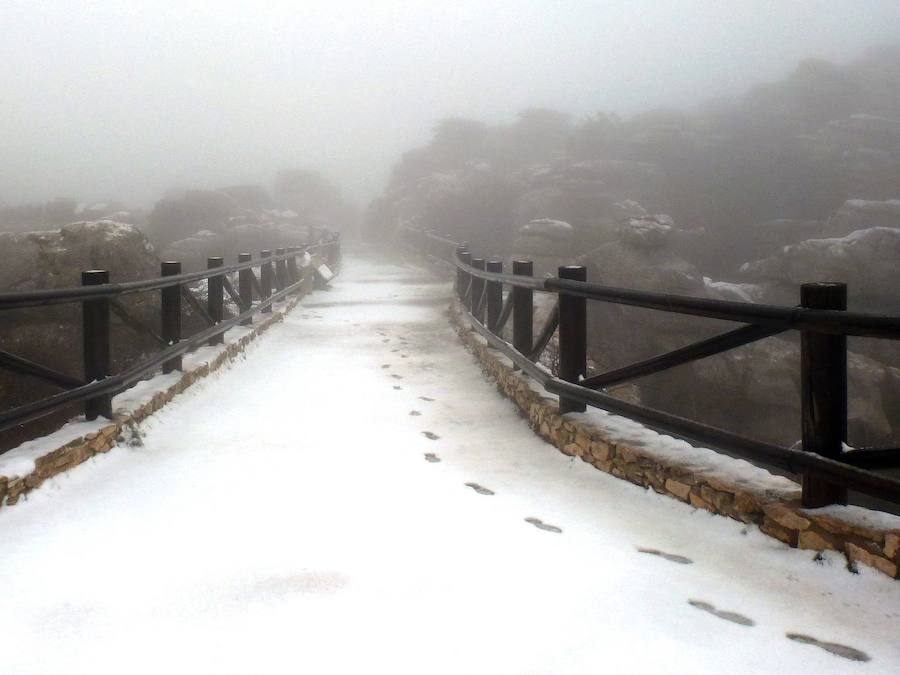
{"left": 451, "top": 301, "right": 900, "bottom": 579}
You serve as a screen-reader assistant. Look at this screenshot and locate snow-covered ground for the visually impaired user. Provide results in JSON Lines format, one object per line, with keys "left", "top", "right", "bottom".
{"left": 1, "top": 250, "right": 898, "bottom": 674}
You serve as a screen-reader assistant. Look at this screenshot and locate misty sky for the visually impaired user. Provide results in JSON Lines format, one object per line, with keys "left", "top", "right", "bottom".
{"left": 2, "top": 1, "right": 899, "bottom": 209}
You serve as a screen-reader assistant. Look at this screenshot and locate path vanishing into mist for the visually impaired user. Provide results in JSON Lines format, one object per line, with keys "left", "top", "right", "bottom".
{"left": 1, "top": 249, "right": 898, "bottom": 674}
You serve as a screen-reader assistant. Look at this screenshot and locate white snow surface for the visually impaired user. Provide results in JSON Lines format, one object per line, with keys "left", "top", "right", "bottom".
{"left": 1, "top": 251, "right": 898, "bottom": 674}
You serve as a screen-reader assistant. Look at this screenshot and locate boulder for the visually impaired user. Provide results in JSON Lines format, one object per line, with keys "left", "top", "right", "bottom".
{"left": 744, "top": 219, "right": 825, "bottom": 261}
{"left": 513, "top": 159, "right": 669, "bottom": 252}
{"left": 578, "top": 226, "right": 900, "bottom": 447}
{"left": 615, "top": 214, "right": 675, "bottom": 250}
{"left": 740, "top": 227, "right": 900, "bottom": 314}
{"left": 512, "top": 219, "right": 575, "bottom": 277}
{"left": 161, "top": 222, "right": 313, "bottom": 271}
{"left": 644, "top": 337, "right": 898, "bottom": 448}
{"left": 823, "top": 199, "right": 900, "bottom": 237}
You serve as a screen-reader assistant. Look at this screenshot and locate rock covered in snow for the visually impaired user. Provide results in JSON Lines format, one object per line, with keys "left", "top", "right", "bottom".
{"left": 702, "top": 277, "right": 764, "bottom": 303}
{"left": 740, "top": 227, "right": 900, "bottom": 313}
{"left": 823, "top": 199, "right": 900, "bottom": 237}
{"left": 511, "top": 219, "right": 575, "bottom": 274}
{"left": 0, "top": 220, "right": 157, "bottom": 291}
{"left": 615, "top": 214, "right": 675, "bottom": 250}
{"left": 518, "top": 218, "right": 573, "bottom": 241}
{"left": 161, "top": 222, "right": 314, "bottom": 272}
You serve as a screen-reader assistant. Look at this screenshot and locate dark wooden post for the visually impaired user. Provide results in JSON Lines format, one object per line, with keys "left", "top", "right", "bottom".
{"left": 286, "top": 247, "right": 300, "bottom": 286}
{"left": 486, "top": 259, "right": 503, "bottom": 334}
{"left": 800, "top": 282, "right": 848, "bottom": 507}
{"left": 161, "top": 261, "right": 182, "bottom": 373}
{"left": 207, "top": 256, "right": 224, "bottom": 345}
{"left": 260, "top": 250, "right": 273, "bottom": 314}
{"left": 512, "top": 260, "right": 533, "bottom": 359}
{"left": 274, "top": 247, "right": 287, "bottom": 292}
{"left": 459, "top": 251, "right": 472, "bottom": 309}
{"left": 558, "top": 265, "right": 587, "bottom": 413}
{"left": 455, "top": 245, "right": 467, "bottom": 300}
{"left": 471, "top": 258, "right": 485, "bottom": 323}
{"left": 238, "top": 253, "right": 253, "bottom": 326}
{"left": 82, "top": 270, "right": 112, "bottom": 419}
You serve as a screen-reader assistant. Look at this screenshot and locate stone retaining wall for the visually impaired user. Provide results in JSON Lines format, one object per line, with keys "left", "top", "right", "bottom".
{"left": 0, "top": 272, "right": 318, "bottom": 509}
{"left": 450, "top": 300, "right": 900, "bottom": 579}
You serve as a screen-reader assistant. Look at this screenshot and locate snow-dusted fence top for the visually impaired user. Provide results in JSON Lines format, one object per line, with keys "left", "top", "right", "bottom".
{"left": 0, "top": 233, "right": 341, "bottom": 439}
{"left": 400, "top": 226, "right": 900, "bottom": 510}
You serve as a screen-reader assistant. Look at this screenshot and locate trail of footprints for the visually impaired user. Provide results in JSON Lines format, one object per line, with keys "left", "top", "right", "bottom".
{"left": 379, "top": 330, "right": 869, "bottom": 664}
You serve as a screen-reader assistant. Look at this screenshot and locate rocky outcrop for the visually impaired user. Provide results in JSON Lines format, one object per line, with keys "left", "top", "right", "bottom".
{"left": 823, "top": 199, "right": 900, "bottom": 237}
{"left": 513, "top": 159, "right": 669, "bottom": 252}
{"left": 511, "top": 219, "right": 574, "bottom": 276}
{"left": 161, "top": 221, "right": 313, "bottom": 271}
{"left": 740, "top": 226, "right": 900, "bottom": 313}
{"left": 571, "top": 220, "right": 900, "bottom": 448}
{"left": 743, "top": 219, "right": 825, "bottom": 263}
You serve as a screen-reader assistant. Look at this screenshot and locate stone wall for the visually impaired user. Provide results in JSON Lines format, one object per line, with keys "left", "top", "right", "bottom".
{"left": 0, "top": 270, "right": 319, "bottom": 509}
{"left": 450, "top": 300, "right": 900, "bottom": 580}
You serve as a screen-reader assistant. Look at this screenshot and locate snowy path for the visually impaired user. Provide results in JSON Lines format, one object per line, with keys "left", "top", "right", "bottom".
{"left": 1, "top": 252, "right": 899, "bottom": 674}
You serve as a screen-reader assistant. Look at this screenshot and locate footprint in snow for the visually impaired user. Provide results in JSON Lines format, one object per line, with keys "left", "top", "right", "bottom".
{"left": 421, "top": 431, "right": 439, "bottom": 440}
{"left": 382, "top": 338, "right": 390, "bottom": 343}
{"left": 688, "top": 600, "right": 755, "bottom": 627}
{"left": 393, "top": 385, "right": 402, "bottom": 390}
{"left": 525, "top": 517, "right": 562, "bottom": 533}
{"left": 424, "top": 453, "right": 441, "bottom": 463}
{"left": 400, "top": 355, "right": 408, "bottom": 359}
{"left": 785, "top": 633, "right": 870, "bottom": 662}
{"left": 637, "top": 548, "right": 693, "bottom": 565}
{"left": 465, "top": 482, "right": 494, "bottom": 495}
{"left": 409, "top": 410, "right": 421, "bottom": 416}
{"left": 391, "top": 374, "right": 403, "bottom": 380}
{"left": 419, "top": 396, "right": 435, "bottom": 402}
{"left": 381, "top": 364, "right": 390, "bottom": 369}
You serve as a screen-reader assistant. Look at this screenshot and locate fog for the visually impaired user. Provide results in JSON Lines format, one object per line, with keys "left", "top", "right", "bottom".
{"left": 2, "top": 1, "right": 899, "bottom": 208}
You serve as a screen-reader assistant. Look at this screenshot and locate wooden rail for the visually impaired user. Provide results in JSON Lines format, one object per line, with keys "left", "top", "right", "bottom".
{"left": 400, "top": 226, "right": 900, "bottom": 508}
{"left": 0, "top": 233, "right": 341, "bottom": 440}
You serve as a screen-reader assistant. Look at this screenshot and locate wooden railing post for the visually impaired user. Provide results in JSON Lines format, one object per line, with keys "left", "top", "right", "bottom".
{"left": 161, "top": 261, "right": 182, "bottom": 373}
{"left": 82, "top": 269, "right": 112, "bottom": 420}
{"left": 801, "top": 282, "right": 849, "bottom": 507}
{"left": 455, "top": 245, "right": 467, "bottom": 300}
{"left": 260, "top": 250, "right": 273, "bottom": 314}
{"left": 558, "top": 265, "right": 587, "bottom": 413}
{"left": 459, "top": 250, "right": 472, "bottom": 309}
{"left": 471, "top": 257, "right": 485, "bottom": 323}
{"left": 286, "top": 247, "right": 300, "bottom": 286}
{"left": 512, "top": 260, "right": 533, "bottom": 359}
{"left": 274, "top": 247, "right": 287, "bottom": 292}
{"left": 207, "top": 256, "right": 224, "bottom": 345}
{"left": 486, "top": 259, "right": 503, "bottom": 334}
{"left": 238, "top": 253, "right": 253, "bottom": 326}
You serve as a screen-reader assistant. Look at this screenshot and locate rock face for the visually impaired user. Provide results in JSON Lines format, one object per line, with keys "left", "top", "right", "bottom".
{"left": 823, "top": 199, "right": 900, "bottom": 237}
{"left": 0, "top": 222, "right": 162, "bottom": 448}
{"left": 743, "top": 219, "right": 826, "bottom": 263}
{"left": 513, "top": 159, "right": 669, "bottom": 252}
{"left": 511, "top": 219, "right": 574, "bottom": 276}
{"left": 578, "top": 226, "right": 715, "bottom": 372}
{"left": 0, "top": 220, "right": 158, "bottom": 290}
{"left": 573, "top": 221, "right": 900, "bottom": 448}
{"left": 741, "top": 227, "right": 900, "bottom": 313}
{"left": 161, "top": 221, "right": 313, "bottom": 272}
